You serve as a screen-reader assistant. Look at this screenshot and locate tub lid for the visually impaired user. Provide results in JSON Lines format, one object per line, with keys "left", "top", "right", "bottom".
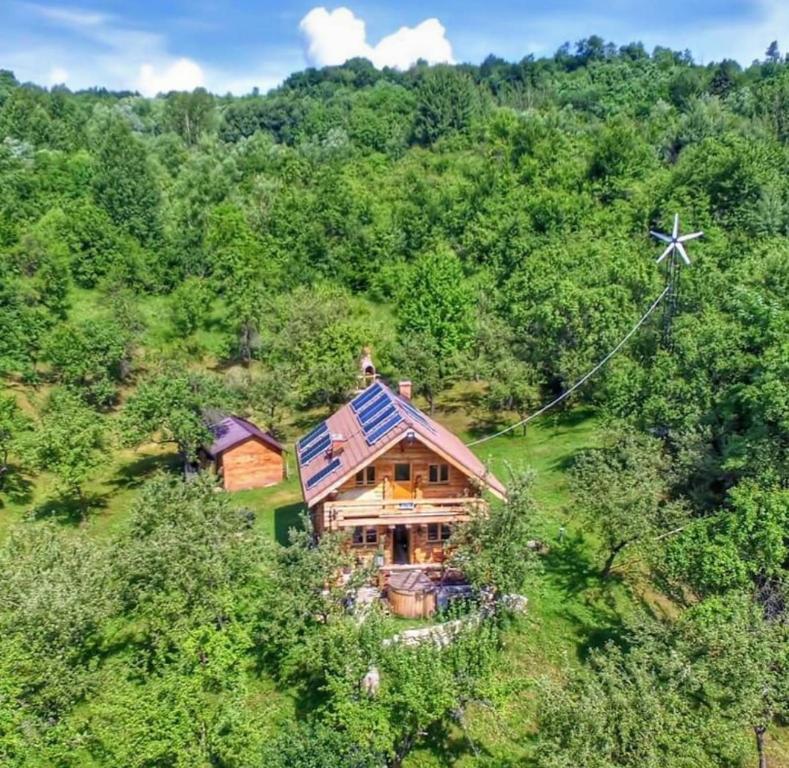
{"left": 389, "top": 571, "right": 436, "bottom": 593}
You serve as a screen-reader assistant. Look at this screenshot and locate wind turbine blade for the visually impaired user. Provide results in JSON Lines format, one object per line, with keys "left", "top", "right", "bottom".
{"left": 675, "top": 242, "right": 691, "bottom": 265}
{"left": 673, "top": 213, "right": 679, "bottom": 239}
{"left": 678, "top": 231, "right": 703, "bottom": 242}
{"left": 650, "top": 230, "right": 672, "bottom": 243}
{"left": 656, "top": 244, "right": 673, "bottom": 263}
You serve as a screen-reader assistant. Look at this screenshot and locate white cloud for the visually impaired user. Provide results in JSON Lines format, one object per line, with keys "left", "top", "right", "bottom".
{"left": 8, "top": 3, "right": 292, "bottom": 95}
{"left": 136, "top": 58, "right": 205, "bottom": 96}
{"left": 372, "top": 19, "right": 454, "bottom": 69}
{"left": 300, "top": 7, "right": 370, "bottom": 66}
{"left": 29, "top": 4, "right": 107, "bottom": 28}
{"left": 299, "top": 6, "right": 454, "bottom": 70}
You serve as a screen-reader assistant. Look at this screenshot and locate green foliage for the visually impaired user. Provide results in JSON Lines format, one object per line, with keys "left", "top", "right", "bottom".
{"left": 255, "top": 518, "right": 356, "bottom": 679}
{"left": 0, "top": 523, "right": 117, "bottom": 750}
{"left": 120, "top": 367, "right": 230, "bottom": 459}
{"left": 0, "top": 392, "right": 28, "bottom": 477}
{"left": 118, "top": 474, "right": 264, "bottom": 642}
{"left": 661, "top": 482, "right": 789, "bottom": 599}
{"left": 483, "top": 354, "right": 541, "bottom": 429}
{"left": 206, "top": 202, "right": 276, "bottom": 361}
{"left": 23, "top": 388, "right": 104, "bottom": 505}
{"left": 260, "top": 283, "right": 390, "bottom": 407}
{"left": 92, "top": 116, "right": 161, "bottom": 245}
{"left": 412, "top": 65, "right": 481, "bottom": 145}
{"left": 538, "top": 592, "right": 788, "bottom": 768}
{"left": 0, "top": 46, "right": 788, "bottom": 766}
{"left": 536, "top": 624, "right": 747, "bottom": 768}
{"left": 451, "top": 471, "right": 539, "bottom": 595}
{"left": 56, "top": 199, "right": 141, "bottom": 288}
{"left": 398, "top": 247, "right": 474, "bottom": 356}
{"left": 572, "top": 426, "right": 677, "bottom": 576}
{"left": 42, "top": 316, "right": 133, "bottom": 405}
{"left": 162, "top": 88, "right": 215, "bottom": 145}
{"left": 168, "top": 275, "right": 212, "bottom": 336}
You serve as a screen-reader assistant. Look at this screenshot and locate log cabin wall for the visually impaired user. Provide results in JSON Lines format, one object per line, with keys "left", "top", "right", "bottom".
{"left": 334, "top": 438, "right": 474, "bottom": 502}
{"left": 218, "top": 437, "right": 284, "bottom": 491}
{"left": 340, "top": 525, "right": 448, "bottom": 567}
{"left": 311, "top": 437, "right": 474, "bottom": 564}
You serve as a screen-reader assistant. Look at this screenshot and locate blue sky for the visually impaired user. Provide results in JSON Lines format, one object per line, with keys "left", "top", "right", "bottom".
{"left": 1, "top": 1, "right": 786, "bottom": 94}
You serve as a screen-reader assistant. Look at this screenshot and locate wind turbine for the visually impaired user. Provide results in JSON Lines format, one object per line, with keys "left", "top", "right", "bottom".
{"left": 650, "top": 213, "right": 703, "bottom": 266}
{"left": 650, "top": 214, "right": 703, "bottom": 348}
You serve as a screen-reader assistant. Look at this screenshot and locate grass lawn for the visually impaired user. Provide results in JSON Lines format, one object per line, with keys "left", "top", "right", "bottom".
{"left": 0, "top": 396, "right": 655, "bottom": 763}
{"left": 3, "top": 387, "right": 786, "bottom": 767}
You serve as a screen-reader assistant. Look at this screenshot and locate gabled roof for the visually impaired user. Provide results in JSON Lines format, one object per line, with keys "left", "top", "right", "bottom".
{"left": 296, "top": 382, "right": 506, "bottom": 507}
{"left": 206, "top": 416, "right": 284, "bottom": 457}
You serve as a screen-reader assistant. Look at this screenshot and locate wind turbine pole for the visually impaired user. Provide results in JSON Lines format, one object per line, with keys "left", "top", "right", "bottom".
{"left": 650, "top": 213, "right": 702, "bottom": 350}
{"left": 662, "top": 242, "right": 679, "bottom": 348}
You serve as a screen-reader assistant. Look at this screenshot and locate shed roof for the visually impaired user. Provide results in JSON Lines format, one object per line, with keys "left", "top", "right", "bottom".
{"left": 206, "top": 416, "right": 283, "bottom": 457}
{"left": 296, "top": 382, "right": 507, "bottom": 507}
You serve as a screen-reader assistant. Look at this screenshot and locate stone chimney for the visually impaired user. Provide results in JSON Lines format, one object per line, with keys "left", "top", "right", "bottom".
{"left": 398, "top": 380, "right": 412, "bottom": 400}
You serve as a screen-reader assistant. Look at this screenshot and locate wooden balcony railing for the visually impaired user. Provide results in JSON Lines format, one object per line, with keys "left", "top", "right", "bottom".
{"left": 324, "top": 496, "right": 486, "bottom": 528}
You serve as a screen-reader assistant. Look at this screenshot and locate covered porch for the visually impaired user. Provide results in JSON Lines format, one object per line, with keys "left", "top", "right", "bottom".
{"left": 325, "top": 497, "right": 485, "bottom": 568}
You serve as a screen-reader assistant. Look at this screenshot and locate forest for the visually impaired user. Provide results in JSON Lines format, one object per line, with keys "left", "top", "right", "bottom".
{"left": 0, "top": 35, "right": 788, "bottom": 767}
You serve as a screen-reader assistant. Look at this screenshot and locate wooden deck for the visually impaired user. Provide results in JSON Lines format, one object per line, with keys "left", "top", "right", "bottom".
{"left": 324, "top": 496, "right": 486, "bottom": 528}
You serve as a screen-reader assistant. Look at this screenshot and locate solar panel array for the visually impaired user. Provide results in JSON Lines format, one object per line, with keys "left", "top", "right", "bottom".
{"left": 349, "top": 381, "right": 383, "bottom": 413}
{"left": 347, "top": 383, "right": 405, "bottom": 445}
{"left": 397, "top": 396, "right": 437, "bottom": 433}
{"left": 298, "top": 421, "right": 329, "bottom": 465}
{"left": 306, "top": 457, "right": 342, "bottom": 490}
{"left": 301, "top": 383, "right": 444, "bottom": 495}
{"left": 298, "top": 420, "right": 327, "bottom": 450}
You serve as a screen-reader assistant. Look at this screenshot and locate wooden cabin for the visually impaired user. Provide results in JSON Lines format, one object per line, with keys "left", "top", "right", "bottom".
{"left": 295, "top": 380, "right": 506, "bottom": 572}
{"left": 204, "top": 416, "right": 285, "bottom": 492}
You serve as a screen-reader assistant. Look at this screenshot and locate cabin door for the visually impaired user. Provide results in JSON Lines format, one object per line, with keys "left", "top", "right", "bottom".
{"left": 393, "top": 463, "right": 412, "bottom": 499}
{"left": 393, "top": 525, "right": 410, "bottom": 564}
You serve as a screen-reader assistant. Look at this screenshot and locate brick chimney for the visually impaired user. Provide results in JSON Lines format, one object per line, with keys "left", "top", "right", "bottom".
{"left": 398, "top": 380, "right": 412, "bottom": 400}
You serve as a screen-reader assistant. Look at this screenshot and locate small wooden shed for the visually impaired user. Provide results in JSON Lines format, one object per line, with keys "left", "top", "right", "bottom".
{"left": 205, "top": 416, "right": 285, "bottom": 492}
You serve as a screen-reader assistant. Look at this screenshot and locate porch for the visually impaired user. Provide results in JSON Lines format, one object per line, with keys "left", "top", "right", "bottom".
{"left": 324, "top": 496, "right": 486, "bottom": 528}
{"left": 325, "top": 497, "right": 485, "bottom": 568}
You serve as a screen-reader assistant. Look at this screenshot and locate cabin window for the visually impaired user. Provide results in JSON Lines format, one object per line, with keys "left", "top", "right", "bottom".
{"left": 428, "top": 464, "right": 450, "bottom": 484}
{"left": 352, "top": 526, "right": 378, "bottom": 545}
{"left": 394, "top": 463, "right": 411, "bottom": 482}
{"left": 355, "top": 466, "right": 376, "bottom": 485}
{"left": 427, "top": 523, "right": 452, "bottom": 542}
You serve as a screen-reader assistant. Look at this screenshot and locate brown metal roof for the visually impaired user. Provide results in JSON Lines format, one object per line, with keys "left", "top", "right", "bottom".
{"left": 296, "top": 382, "right": 507, "bottom": 507}
{"left": 205, "top": 415, "right": 284, "bottom": 457}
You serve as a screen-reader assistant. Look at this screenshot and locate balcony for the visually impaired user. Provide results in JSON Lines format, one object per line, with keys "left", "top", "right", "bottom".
{"left": 324, "top": 496, "right": 486, "bottom": 528}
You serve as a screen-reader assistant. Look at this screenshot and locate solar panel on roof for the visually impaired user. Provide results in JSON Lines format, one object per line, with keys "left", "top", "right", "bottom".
{"left": 359, "top": 392, "right": 390, "bottom": 424}
{"left": 306, "top": 457, "right": 342, "bottom": 490}
{"left": 365, "top": 412, "right": 403, "bottom": 445}
{"left": 299, "top": 429, "right": 329, "bottom": 460}
{"left": 298, "top": 421, "right": 328, "bottom": 451}
{"left": 363, "top": 403, "right": 396, "bottom": 433}
{"left": 350, "top": 382, "right": 383, "bottom": 412}
{"left": 398, "top": 398, "right": 437, "bottom": 433}
{"left": 300, "top": 433, "right": 331, "bottom": 464}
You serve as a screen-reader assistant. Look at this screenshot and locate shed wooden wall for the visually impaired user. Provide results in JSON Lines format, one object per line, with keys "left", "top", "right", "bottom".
{"left": 218, "top": 437, "right": 283, "bottom": 491}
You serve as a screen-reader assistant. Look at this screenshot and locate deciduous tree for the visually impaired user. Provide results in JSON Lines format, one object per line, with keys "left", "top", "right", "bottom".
{"left": 571, "top": 427, "right": 675, "bottom": 577}
{"left": 119, "top": 368, "right": 230, "bottom": 461}
{"left": 24, "top": 388, "right": 104, "bottom": 510}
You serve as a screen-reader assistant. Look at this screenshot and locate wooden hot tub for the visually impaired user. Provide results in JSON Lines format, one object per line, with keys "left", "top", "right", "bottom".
{"left": 388, "top": 571, "right": 437, "bottom": 619}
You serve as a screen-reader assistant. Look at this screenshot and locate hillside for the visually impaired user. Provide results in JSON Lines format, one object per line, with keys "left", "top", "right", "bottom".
{"left": 1, "top": 42, "right": 788, "bottom": 768}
